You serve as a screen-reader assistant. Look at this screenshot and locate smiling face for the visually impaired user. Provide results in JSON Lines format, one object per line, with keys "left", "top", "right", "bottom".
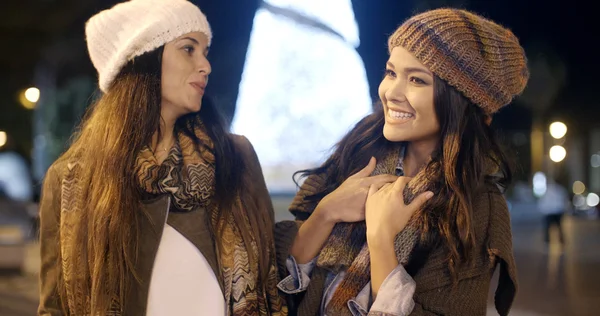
{"left": 378, "top": 46, "right": 440, "bottom": 145}
{"left": 160, "top": 31, "right": 211, "bottom": 121}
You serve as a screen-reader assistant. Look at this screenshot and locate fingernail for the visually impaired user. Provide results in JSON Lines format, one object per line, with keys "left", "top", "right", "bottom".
{"left": 425, "top": 191, "right": 434, "bottom": 199}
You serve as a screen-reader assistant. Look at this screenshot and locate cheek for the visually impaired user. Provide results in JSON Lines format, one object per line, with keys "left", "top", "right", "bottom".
{"left": 161, "top": 60, "right": 187, "bottom": 101}
{"left": 161, "top": 59, "right": 176, "bottom": 90}
{"left": 160, "top": 74, "right": 177, "bottom": 105}
{"left": 425, "top": 96, "right": 437, "bottom": 127}
{"left": 378, "top": 81, "right": 388, "bottom": 103}
{"left": 422, "top": 97, "right": 439, "bottom": 131}
{"left": 408, "top": 90, "right": 434, "bottom": 115}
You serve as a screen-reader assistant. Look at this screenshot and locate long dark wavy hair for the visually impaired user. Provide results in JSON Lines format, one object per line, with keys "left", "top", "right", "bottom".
{"left": 54, "top": 47, "right": 274, "bottom": 315}
{"left": 295, "top": 76, "right": 513, "bottom": 278}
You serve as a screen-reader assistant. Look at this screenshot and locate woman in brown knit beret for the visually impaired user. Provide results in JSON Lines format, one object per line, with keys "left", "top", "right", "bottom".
{"left": 274, "top": 8, "right": 528, "bottom": 316}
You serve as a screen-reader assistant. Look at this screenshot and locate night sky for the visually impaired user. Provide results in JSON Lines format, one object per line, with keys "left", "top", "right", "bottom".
{"left": 0, "top": 0, "right": 596, "bottom": 160}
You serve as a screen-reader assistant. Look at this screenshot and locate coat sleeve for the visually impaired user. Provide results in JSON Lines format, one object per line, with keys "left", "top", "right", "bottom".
{"left": 38, "top": 165, "right": 66, "bottom": 315}
{"left": 408, "top": 187, "right": 517, "bottom": 316}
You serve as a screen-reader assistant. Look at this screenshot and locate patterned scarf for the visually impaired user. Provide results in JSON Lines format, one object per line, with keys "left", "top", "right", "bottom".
{"left": 291, "top": 145, "right": 434, "bottom": 316}
{"left": 136, "top": 124, "right": 286, "bottom": 316}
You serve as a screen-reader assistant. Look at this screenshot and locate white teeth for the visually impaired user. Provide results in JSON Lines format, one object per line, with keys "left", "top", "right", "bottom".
{"left": 388, "top": 109, "right": 414, "bottom": 119}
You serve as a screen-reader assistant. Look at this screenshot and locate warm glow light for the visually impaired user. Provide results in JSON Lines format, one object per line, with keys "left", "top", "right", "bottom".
{"left": 0, "top": 131, "right": 6, "bottom": 148}
{"left": 24, "top": 87, "right": 40, "bottom": 103}
{"left": 573, "top": 181, "right": 586, "bottom": 195}
{"left": 549, "top": 145, "right": 566, "bottom": 162}
{"left": 19, "top": 87, "right": 39, "bottom": 110}
{"left": 549, "top": 121, "right": 567, "bottom": 139}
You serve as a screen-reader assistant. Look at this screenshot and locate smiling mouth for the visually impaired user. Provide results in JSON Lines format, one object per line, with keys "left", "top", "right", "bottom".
{"left": 386, "top": 108, "right": 414, "bottom": 123}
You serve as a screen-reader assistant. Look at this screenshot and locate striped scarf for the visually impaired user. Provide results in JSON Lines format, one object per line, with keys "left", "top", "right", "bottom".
{"left": 136, "top": 124, "right": 286, "bottom": 316}
{"left": 291, "top": 146, "right": 432, "bottom": 315}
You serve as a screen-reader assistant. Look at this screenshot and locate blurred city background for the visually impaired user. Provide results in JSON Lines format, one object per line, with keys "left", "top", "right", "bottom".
{"left": 0, "top": 0, "right": 598, "bottom": 315}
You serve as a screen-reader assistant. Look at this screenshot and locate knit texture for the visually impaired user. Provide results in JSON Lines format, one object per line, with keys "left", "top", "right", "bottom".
{"left": 288, "top": 147, "right": 439, "bottom": 316}
{"left": 388, "top": 8, "right": 529, "bottom": 114}
{"left": 85, "top": 0, "right": 212, "bottom": 92}
{"left": 276, "top": 180, "right": 518, "bottom": 315}
{"left": 320, "top": 150, "right": 420, "bottom": 316}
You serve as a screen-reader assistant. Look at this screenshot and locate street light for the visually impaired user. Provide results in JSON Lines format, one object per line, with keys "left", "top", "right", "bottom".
{"left": 533, "top": 172, "right": 547, "bottom": 197}
{"left": 19, "top": 87, "right": 40, "bottom": 110}
{"left": 549, "top": 145, "right": 566, "bottom": 162}
{"left": 587, "top": 193, "right": 600, "bottom": 207}
{"left": 573, "top": 181, "right": 586, "bottom": 195}
{"left": 549, "top": 121, "right": 567, "bottom": 139}
{"left": 25, "top": 87, "right": 40, "bottom": 103}
{"left": 591, "top": 154, "right": 600, "bottom": 168}
{"left": 0, "top": 131, "right": 6, "bottom": 148}
{"left": 573, "top": 195, "right": 586, "bottom": 207}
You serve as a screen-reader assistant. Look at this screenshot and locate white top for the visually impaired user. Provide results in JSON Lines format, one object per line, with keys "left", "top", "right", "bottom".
{"left": 146, "top": 224, "right": 225, "bottom": 316}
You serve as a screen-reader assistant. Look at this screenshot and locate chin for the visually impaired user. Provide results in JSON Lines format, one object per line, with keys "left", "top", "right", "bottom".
{"left": 183, "top": 103, "right": 202, "bottom": 114}
{"left": 383, "top": 124, "right": 407, "bottom": 142}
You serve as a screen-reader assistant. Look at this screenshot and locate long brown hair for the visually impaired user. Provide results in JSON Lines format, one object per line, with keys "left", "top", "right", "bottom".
{"left": 54, "top": 47, "right": 274, "bottom": 315}
{"left": 295, "top": 76, "right": 512, "bottom": 278}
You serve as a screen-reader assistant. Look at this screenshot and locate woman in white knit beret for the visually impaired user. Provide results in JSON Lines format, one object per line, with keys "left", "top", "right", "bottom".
{"left": 37, "top": 1, "right": 287, "bottom": 315}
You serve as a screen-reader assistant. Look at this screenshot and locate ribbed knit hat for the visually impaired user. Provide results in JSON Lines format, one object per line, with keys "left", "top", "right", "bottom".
{"left": 388, "top": 8, "right": 529, "bottom": 114}
{"left": 85, "top": 0, "right": 212, "bottom": 92}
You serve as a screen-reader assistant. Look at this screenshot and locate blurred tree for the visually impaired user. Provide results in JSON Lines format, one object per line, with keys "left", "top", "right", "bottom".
{"left": 0, "top": 0, "right": 115, "bottom": 176}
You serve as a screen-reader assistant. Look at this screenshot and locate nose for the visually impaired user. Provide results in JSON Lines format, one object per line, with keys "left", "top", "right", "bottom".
{"left": 384, "top": 78, "right": 407, "bottom": 104}
{"left": 197, "top": 57, "right": 212, "bottom": 77}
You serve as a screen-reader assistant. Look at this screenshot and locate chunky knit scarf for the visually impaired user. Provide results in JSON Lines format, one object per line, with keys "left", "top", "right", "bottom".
{"left": 290, "top": 146, "right": 434, "bottom": 315}
{"left": 136, "top": 124, "right": 286, "bottom": 316}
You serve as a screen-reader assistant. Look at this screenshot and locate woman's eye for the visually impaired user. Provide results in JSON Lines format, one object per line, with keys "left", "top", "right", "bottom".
{"left": 384, "top": 69, "right": 396, "bottom": 78}
{"left": 409, "top": 76, "right": 427, "bottom": 85}
{"left": 183, "top": 45, "right": 195, "bottom": 54}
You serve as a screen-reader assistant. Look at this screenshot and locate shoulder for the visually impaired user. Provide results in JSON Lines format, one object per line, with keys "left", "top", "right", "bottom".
{"left": 472, "top": 181, "right": 509, "bottom": 235}
{"left": 229, "top": 133, "right": 248, "bottom": 146}
{"left": 39, "top": 160, "right": 71, "bottom": 225}
{"left": 474, "top": 181, "right": 514, "bottom": 247}
{"left": 229, "top": 134, "right": 254, "bottom": 156}
{"left": 470, "top": 181, "right": 514, "bottom": 277}
{"left": 229, "top": 133, "right": 260, "bottom": 165}
{"left": 43, "top": 160, "right": 69, "bottom": 188}
{"left": 228, "top": 134, "right": 267, "bottom": 184}
{"left": 41, "top": 158, "right": 85, "bottom": 205}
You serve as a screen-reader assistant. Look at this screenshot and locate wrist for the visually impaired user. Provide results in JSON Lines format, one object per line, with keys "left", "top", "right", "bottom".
{"left": 314, "top": 203, "right": 338, "bottom": 225}
{"left": 366, "top": 229, "right": 396, "bottom": 250}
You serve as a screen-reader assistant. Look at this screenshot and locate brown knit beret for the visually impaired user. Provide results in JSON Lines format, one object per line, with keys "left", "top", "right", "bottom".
{"left": 388, "top": 8, "right": 529, "bottom": 114}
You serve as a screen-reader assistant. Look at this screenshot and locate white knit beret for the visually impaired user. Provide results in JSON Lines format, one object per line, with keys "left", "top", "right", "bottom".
{"left": 85, "top": 0, "right": 212, "bottom": 92}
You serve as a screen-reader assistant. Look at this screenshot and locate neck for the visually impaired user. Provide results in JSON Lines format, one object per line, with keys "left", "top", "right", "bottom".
{"left": 152, "top": 111, "right": 177, "bottom": 152}
{"left": 403, "top": 138, "right": 437, "bottom": 177}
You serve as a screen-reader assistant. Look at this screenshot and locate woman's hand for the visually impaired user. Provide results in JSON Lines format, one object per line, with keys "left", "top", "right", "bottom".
{"left": 291, "top": 157, "right": 397, "bottom": 263}
{"left": 365, "top": 176, "right": 433, "bottom": 244}
{"left": 315, "top": 157, "right": 398, "bottom": 223}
